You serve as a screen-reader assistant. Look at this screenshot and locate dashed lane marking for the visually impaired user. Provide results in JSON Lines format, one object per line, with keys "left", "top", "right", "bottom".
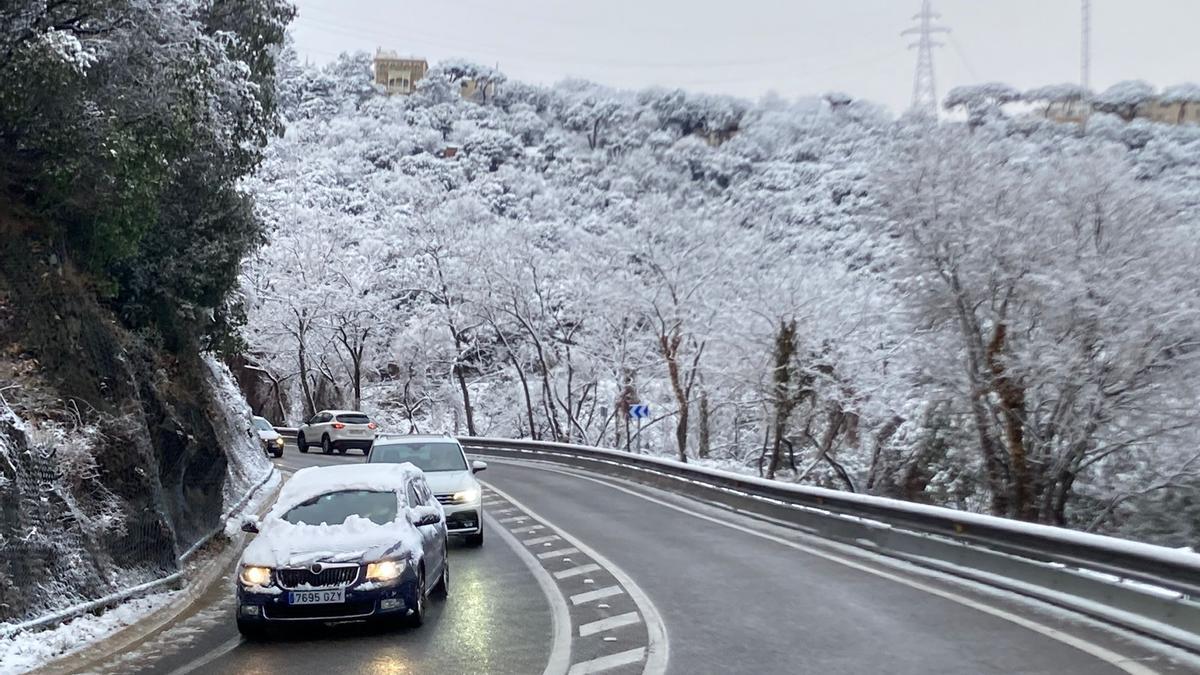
{"left": 554, "top": 564, "right": 601, "bottom": 580}
{"left": 501, "top": 459, "right": 1154, "bottom": 675}
{"left": 567, "top": 647, "right": 647, "bottom": 675}
{"left": 570, "top": 586, "right": 625, "bottom": 606}
{"left": 484, "top": 511, "right": 573, "bottom": 675}
{"left": 524, "top": 535, "right": 562, "bottom": 546}
{"left": 498, "top": 515, "right": 529, "bottom": 524}
{"left": 482, "top": 480, "right": 669, "bottom": 675}
{"left": 579, "top": 612, "right": 641, "bottom": 637}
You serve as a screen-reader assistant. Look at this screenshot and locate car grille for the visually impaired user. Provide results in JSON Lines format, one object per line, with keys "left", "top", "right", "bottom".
{"left": 277, "top": 565, "right": 359, "bottom": 589}
{"left": 264, "top": 600, "right": 376, "bottom": 620}
{"left": 434, "top": 494, "right": 455, "bottom": 505}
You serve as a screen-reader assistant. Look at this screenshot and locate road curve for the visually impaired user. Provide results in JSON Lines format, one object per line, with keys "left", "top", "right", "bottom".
{"left": 67, "top": 448, "right": 1195, "bottom": 674}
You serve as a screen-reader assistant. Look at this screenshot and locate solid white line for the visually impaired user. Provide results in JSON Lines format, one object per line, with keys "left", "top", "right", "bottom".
{"left": 579, "top": 611, "right": 640, "bottom": 637}
{"left": 524, "top": 535, "right": 562, "bottom": 546}
{"left": 571, "top": 586, "right": 625, "bottom": 606}
{"left": 165, "top": 636, "right": 242, "bottom": 675}
{"left": 567, "top": 647, "right": 646, "bottom": 675}
{"left": 485, "top": 510, "right": 573, "bottom": 675}
{"left": 554, "top": 564, "right": 601, "bottom": 580}
{"left": 483, "top": 481, "right": 670, "bottom": 675}
{"left": 537, "top": 547, "right": 581, "bottom": 560}
{"left": 507, "top": 461, "right": 1156, "bottom": 675}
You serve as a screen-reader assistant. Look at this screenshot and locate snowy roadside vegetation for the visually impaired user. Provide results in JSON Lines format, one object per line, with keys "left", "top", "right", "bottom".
{"left": 0, "top": 0, "right": 292, "bottom": 636}
{"left": 238, "top": 51, "right": 1200, "bottom": 546}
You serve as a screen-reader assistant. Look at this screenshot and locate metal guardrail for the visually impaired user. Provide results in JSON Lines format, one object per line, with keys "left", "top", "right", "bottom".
{"left": 459, "top": 436, "right": 1200, "bottom": 653}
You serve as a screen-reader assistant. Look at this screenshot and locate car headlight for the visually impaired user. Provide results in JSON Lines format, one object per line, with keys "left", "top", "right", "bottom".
{"left": 366, "top": 560, "right": 406, "bottom": 582}
{"left": 240, "top": 565, "right": 272, "bottom": 586}
{"left": 452, "top": 488, "right": 480, "bottom": 504}
{"left": 275, "top": 437, "right": 284, "bottom": 447}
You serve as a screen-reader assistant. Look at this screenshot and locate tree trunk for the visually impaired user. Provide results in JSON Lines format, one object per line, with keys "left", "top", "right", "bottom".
{"left": 660, "top": 330, "right": 689, "bottom": 462}
{"left": 698, "top": 390, "right": 711, "bottom": 459}
{"left": 987, "top": 322, "right": 1032, "bottom": 520}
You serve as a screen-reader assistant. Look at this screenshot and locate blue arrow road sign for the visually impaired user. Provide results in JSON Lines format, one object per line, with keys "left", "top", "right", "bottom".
{"left": 629, "top": 404, "right": 650, "bottom": 419}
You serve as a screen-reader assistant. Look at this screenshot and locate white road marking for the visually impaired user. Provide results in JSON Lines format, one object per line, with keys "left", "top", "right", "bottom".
{"left": 483, "top": 481, "right": 670, "bottom": 675}
{"left": 571, "top": 586, "right": 625, "bottom": 606}
{"left": 537, "top": 547, "right": 581, "bottom": 559}
{"left": 498, "top": 516, "right": 528, "bottom": 523}
{"left": 164, "top": 636, "right": 241, "bottom": 675}
{"left": 579, "top": 612, "right": 641, "bottom": 637}
{"left": 493, "top": 508, "right": 517, "bottom": 515}
{"left": 554, "top": 563, "right": 601, "bottom": 580}
{"left": 514, "top": 524, "right": 546, "bottom": 533}
{"left": 524, "top": 535, "right": 562, "bottom": 546}
{"left": 567, "top": 647, "right": 647, "bottom": 675}
{"left": 514, "top": 461, "right": 1158, "bottom": 675}
{"left": 484, "top": 510, "right": 572, "bottom": 675}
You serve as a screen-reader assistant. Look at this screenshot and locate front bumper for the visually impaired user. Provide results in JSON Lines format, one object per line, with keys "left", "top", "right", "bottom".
{"left": 237, "top": 575, "right": 418, "bottom": 623}
{"left": 442, "top": 502, "right": 482, "bottom": 535}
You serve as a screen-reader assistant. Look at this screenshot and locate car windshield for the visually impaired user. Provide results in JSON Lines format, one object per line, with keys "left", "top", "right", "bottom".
{"left": 252, "top": 417, "right": 272, "bottom": 432}
{"left": 371, "top": 442, "right": 467, "bottom": 472}
{"left": 337, "top": 413, "right": 370, "bottom": 425}
{"left": 281, "top": 490, "right": 397, "bottom": 526}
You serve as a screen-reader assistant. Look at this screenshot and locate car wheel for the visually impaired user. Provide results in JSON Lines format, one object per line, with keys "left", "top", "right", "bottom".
{"left": 297, "top": 434, "right": 308, "bottom": 454}
{"left": 464, "top": 525, "right": 483, "bottom": 548}
{"left": 337, "top": 445, "right": 347, "bottom": 455}
{"left": 273, "top": 447, "right": 284, "bottom": 458}
{"left": 432, "top": 558, "right": 449, "bottom": 599}
{"left": 237, "top": 618, "right": 269, "bottom": 641}
{"left": 322, "top": 436, "right": 332, "bottom": 455}
{"left": 407, "top": 569, "right": 426, "bottom": 627}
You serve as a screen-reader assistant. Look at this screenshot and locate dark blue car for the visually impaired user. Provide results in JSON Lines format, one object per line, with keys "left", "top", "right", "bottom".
{"left": 235, "top": 463, "right": 449, "bottom": 638}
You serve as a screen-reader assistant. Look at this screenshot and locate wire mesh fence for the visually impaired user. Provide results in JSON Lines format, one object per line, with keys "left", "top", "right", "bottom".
{"left": 0, "top": 405, "right": 264, "bottom": 631}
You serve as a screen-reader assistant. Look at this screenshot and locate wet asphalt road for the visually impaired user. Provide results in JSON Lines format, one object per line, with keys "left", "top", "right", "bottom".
{"left": 71, "top": 447, "right": 1196, "bottom": 675}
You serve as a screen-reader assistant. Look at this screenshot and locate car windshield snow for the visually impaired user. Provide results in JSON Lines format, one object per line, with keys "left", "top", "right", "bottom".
{"left": 281, "top": 489, "right": 398, "bottom": 526}
{"left": 371, "top": 442, "right": 467, "bottom": 472}
{"left": 252, "top": 417, "right": 273, "bottom": 431}
{"left": 336, "top": 413, "right": 371, "bottom": 425}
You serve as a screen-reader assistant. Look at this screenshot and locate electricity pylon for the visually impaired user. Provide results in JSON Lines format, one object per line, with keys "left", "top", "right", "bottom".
{"left": 902, "top": 0, "right": 950, "bottom": 117}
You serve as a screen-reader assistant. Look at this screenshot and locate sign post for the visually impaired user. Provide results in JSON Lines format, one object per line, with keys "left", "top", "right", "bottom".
{"left": 628, "top": 404, "right": 650, "bottom": 454}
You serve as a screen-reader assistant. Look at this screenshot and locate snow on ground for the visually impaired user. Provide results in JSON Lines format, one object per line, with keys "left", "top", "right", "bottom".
{"left": 0, "top": 590, "right": 179, "bottom": 674}
{"left": 202, "top": 354, "right": 276, "bottom": 512}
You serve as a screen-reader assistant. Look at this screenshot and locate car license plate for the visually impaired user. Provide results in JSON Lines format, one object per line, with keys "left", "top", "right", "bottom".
{"left": 289, "top": 589, "right": 345, "bottom": 605}
{"left": 348, "top": 429, "right": 364, "bottom": 435}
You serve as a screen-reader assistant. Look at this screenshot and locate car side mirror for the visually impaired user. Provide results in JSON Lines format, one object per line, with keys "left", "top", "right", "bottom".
{"left": 471, "top": 460, "right": 487, "bottom": 474}
{"left": 241, "top": 515, "right": 260, "bottom": 534}
{"left": 417, "top": 504, "right": 446, "bottom": 526}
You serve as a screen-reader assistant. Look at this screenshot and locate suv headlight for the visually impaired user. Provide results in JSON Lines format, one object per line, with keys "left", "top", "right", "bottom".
{"left": 452, "top": 488, "right": 480, "bottom": 504}
{"left": 366, "top": 560, "right": 406, "bottom": 582}
{"left": 275, "top": 437, "right": 285, "bottom": 447}
{"left": 240, "top": 565, "right": 272, "bottom": 586}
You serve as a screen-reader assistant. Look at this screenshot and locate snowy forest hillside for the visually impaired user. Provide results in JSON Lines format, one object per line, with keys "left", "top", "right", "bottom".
{"left": 240, "top": 50, "right": 1200, "bottom": 545}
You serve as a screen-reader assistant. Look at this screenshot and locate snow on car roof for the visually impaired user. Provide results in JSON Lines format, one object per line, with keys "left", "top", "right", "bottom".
{"left": 269, "top": 463, "right": 423, "bottom": 518}
{"left": 374, "top": 434, "right": 459, "bottom": 444}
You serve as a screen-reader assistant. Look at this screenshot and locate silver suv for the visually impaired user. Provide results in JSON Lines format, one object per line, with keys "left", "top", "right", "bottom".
{"left": 297, "top": 410, "right": 378, "bottom": 455}
{"left": 368, "top": 436, "right": 486, "bottom": 547}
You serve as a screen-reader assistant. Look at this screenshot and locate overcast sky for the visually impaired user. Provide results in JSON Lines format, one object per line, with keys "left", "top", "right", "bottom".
{"left": 290, "top": 0, "right": 1200, "bottom": 112}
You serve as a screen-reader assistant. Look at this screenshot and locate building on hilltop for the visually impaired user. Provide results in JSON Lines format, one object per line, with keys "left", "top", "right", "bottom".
{"left": 373, "top": 49, "right": 428, "bottom": 95}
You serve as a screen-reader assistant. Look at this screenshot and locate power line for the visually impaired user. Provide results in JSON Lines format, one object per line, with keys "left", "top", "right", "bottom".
{"left": 901, "top": 0, "right": 949, "bottom": 117}
{"left": 1081, "top": 0, "right": 1091, "bottom": 90}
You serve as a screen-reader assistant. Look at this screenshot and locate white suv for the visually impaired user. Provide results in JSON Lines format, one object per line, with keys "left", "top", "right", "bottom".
{"left": 297, "top": 410, "right": 378, "bottom": 455}
{"left": 368, "top": 435, "right": 486, "bottom": 547}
